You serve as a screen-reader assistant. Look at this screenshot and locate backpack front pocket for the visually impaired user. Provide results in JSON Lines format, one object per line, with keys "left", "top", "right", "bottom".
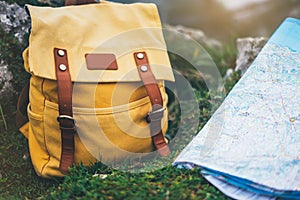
{"left": 43, "top": 94, "right": 168, "bottom": 166}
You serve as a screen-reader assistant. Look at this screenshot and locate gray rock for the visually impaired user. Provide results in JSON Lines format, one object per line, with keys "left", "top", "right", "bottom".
{"left": 0, "top": 61, "right": 14, "bottom": 95}
{"left": 289, "top": 5, "right": 300, "bottom": 18}
{"left": 0, "top": 1, "right": 30, "bottom": 96}
{"left": 164, "top": 24, "right": 222, "bottom": 50}
{"left": 0, "top": 1, "right": 30, "bottom": 42}
{"left": 235, "top": 37, "right": 268, "bottom": 76}
{"left": 224, "top": 68, "right": 234, "bottom": 80}
{"left": 37, "top": 0, "right": 63, "bottom": 6}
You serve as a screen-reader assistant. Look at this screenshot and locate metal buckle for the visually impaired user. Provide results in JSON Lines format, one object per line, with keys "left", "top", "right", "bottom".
{"left": 148, "top": 107, "right": 166, "bottom": 121}
{"left": 57, "top": 115, "right": 76, "bottom": 124}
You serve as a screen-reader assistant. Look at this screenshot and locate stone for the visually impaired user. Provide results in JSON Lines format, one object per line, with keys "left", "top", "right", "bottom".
{"left": 0, "top": 62, "right": 14, "bottom": 96}
{"left": 0, "top": 1, "right": 30, "bottom": 43}
{"left": 289, "top": 5, "right": 300, "bottom": 18}
{"left": 36, "top": 0, "right": 62, "bottom": 6}
{"left": 235, "top": 37, "right": 268, "bottom": 76}
{"left": 164, "top": 24, "right": 222, "bottom": 50}
{"left": 0, "top": 1, "right": 30, "bottom": 96}
{"left": 224, "top": 68, "right": 233, "bottom": 79}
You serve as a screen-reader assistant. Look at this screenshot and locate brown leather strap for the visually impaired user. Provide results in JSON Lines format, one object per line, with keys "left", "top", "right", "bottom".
{"left": 16, "top": 81, "right": 30, "bottom": 130}
{"left": 65, "top": 0, "right": 97, "bottom": 6}
{"left": 133, "top": 52, "right": 171, "bottom": 156}
{"left": 54, "top": 48, "right": 76, "bottom": 173}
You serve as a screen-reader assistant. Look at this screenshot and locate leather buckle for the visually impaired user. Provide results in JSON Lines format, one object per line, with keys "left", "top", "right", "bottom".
{"left": 148, "top": 107, "right": 166, "bottom": 121}
{"left": 57, "top": 115, "right": 76, "bottom": 134}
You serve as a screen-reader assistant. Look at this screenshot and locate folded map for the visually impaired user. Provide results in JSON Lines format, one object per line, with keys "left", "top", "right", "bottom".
{"left": 174, "top": 18, "right": 300, "bottom": 199}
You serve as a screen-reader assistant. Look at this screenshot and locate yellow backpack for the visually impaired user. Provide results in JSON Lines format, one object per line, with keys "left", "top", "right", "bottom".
{"left": 16, "top": 0, "right": 174, "bottom": 178}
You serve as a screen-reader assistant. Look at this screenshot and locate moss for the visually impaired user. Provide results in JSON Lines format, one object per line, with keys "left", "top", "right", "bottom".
{"left": 46, "top": 165, "right": 230, "bottom": 200}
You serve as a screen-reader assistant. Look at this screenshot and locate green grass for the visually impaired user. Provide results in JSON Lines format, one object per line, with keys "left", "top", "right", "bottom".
{"left": 0, "top": 105, "right": 7, "bottom": 130}
{"left": 0, "top": 130, "right": 59, "bottom": 199}
{"left": 46, "top": 164, "right": 229, "bottom": 200}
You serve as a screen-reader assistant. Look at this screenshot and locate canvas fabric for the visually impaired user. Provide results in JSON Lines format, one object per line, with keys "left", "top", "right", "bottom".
{"left": 19, "top": 1, "right": 174, "bottom": 178}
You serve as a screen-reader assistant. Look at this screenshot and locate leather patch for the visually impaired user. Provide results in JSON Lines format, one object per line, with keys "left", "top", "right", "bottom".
{"left": 85, "top": 53, "right": 118, "bottom": 70}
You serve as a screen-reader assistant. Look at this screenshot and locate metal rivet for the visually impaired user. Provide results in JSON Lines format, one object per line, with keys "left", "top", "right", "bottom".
{"left": 137, "top": 53, "right": 144, "bottom": 60}
{"left": 58, "top": 50, "right": 65, "bottom": 57}
{"left": 164, "top": 137, "right": 169, "bottom": 144}
{"left": 59, "top": 64, "right": 67, "bottom": 71}
{"left": 140, "top": 65, "right": 148, "bottom": 72}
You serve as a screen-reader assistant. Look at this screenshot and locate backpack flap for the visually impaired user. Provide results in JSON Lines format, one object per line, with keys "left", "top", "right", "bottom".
{"left": 24, "top": 2, "right": 174, "bottom": 82}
